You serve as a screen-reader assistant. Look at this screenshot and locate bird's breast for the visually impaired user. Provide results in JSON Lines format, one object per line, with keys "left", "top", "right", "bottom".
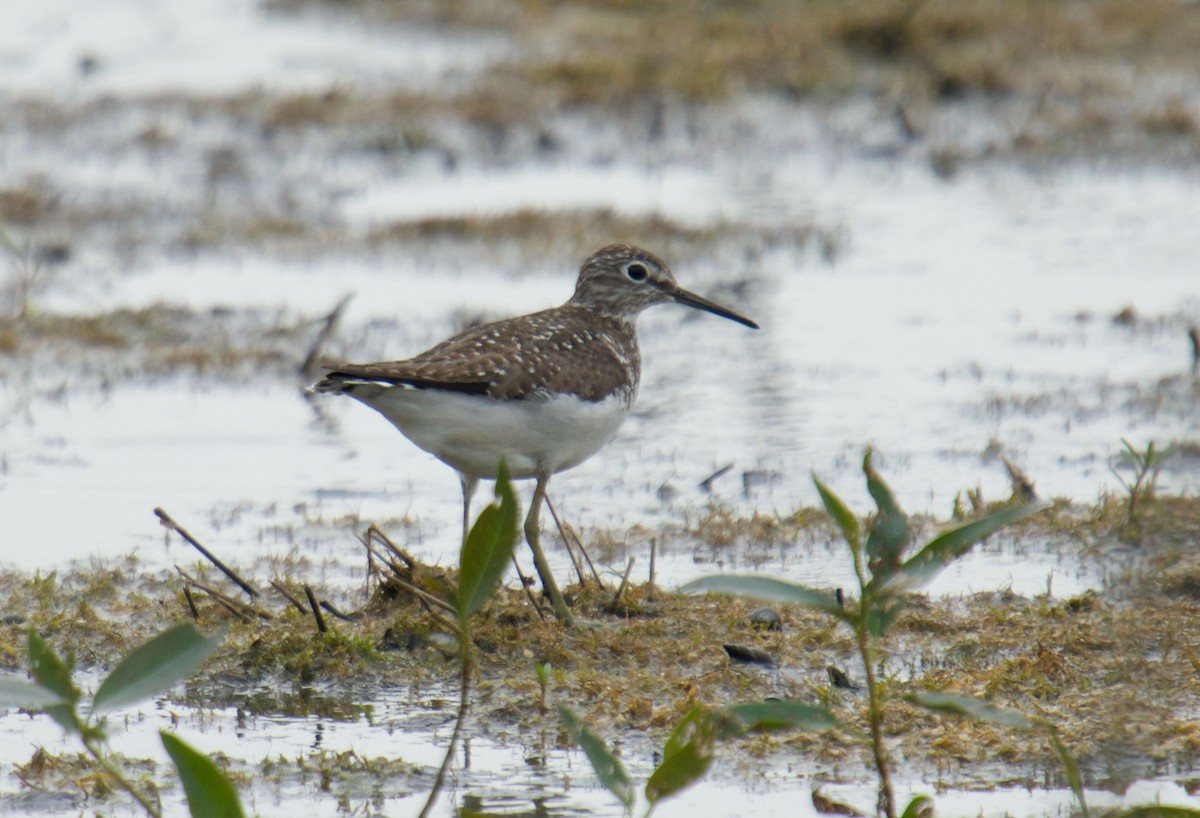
{"left": 343, "top": 385, "right": 632, "bottom": 479}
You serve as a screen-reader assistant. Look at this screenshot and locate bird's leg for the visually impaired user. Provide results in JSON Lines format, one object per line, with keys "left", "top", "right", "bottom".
{"left": 525, "top": 473, "right": 575, "bottom": 627}
{"left": 459, "top": 474, "right": 479, "bottom": 547}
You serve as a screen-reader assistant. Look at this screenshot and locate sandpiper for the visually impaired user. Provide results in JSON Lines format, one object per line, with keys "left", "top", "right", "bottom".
{"left": 314, "top": 244, "right": 758, "bottom": 622}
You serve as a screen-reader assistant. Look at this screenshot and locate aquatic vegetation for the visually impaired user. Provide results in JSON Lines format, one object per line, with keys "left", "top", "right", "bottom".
{"left": 682, "top": 450, "right": 1047, "bottom": 818}
{"left": 561, "top": 698, "right": 838, "bottom": 816}
{"left": 0, "top": 464, "right": 521, "bottom": 818}
{"left": 0, "top": 624, "right": 242, "bottom": 818}
{"left": 419, "top": 459, "right": 520, "bottom": 818}
{"left": 557, "top": 450, "right": 1051, "bottom": 816}
{"left": 672, "top": 450, "right": 1200, "bottom": 818}
{"left": 1111, "top": 437, "right": 1174, "bottom": 522}
{"left": 6, "top": 483, "right": 1200, "bottom": 813}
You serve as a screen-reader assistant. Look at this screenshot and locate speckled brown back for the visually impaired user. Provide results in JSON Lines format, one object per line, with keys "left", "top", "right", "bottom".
{"left": 319, "top": 304, "right": 641, "bottom": 404}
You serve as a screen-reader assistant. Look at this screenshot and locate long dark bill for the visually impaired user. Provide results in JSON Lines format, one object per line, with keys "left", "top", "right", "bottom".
{"left": 669, "top": 286, "right": 759, "bottom": 330}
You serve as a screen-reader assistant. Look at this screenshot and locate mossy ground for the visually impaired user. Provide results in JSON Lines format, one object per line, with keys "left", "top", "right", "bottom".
{"left": 260, "top": 0, "right": 1200, "bottom": 154}
{"left": 5, "top": 494, "right": 1200, "bottom": 806}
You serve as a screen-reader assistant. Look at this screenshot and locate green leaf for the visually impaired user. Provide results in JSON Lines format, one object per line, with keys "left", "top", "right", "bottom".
{"left": 92, "top": 624, "right": 225, "bottom": 715}
{"left": 863, "top": 450, "right": 911, "bottom": 582}
{"left": 874, "top": 502, "right": 1048, "bottom": 595}
{"left": 0, "top": 678, "right": 69, "bottom": 710}
{"left": 909, "top": 692, "right": 1034, "bottom": 730}
{"left": 27, "top": 629, "right": 79, "bottom": 733}
{"left": 645, "top": 707, "right": 719, "bottom": 805}
{"left": 715, "top": 700, "right": 842, "bottom": 739}
{"left": 456, "top": 459, "right": 520, "bottom": 625}
{"left": 680, "top": 575, "right": 849, "bottom": 622}
{"left": 813, "top": 473, "right": 862, "bottom": 553}
{"left": 160, "top": 731, "right": 247, "bottom": 818}
{"left": 1049, "top": 730, "right": 1088, "bottom": 818}
{"left": 900, "top": 794, "right": 934, "bottom": 818}
{"left": 558, "top": 707, "right": 635, "bottom": 812}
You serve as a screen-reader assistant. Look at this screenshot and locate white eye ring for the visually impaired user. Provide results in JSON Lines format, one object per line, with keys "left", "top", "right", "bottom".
{"left": 625, "top": 263, "right": 648, "bottom": 282}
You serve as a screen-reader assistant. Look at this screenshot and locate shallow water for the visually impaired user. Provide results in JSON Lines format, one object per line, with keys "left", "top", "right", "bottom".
{"left": 4, "top": 161, "right": 1197, "bottom": 589}
{"left": 2, "top": 0, "right": 1200, "bottom": 814}
{"left": 0, "top": 0, "right": 505, "bottom": 97}
{"left": 3, "top": 683, "right": 1195, "bottom": 818}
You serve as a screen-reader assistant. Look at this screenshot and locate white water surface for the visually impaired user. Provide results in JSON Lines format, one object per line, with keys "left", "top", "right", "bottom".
{"left": 0, "top": 0, "right": 505, "bottom": 98}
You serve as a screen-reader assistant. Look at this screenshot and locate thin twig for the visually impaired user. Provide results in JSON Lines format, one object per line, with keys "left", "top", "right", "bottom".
{"left": 175, "top": 567, "right": 267, "bottom": 621}
{"left": 269, "top": 580, "right": 308, "bottom": 614}
{"left": 698, "top": 463, "right": 734, "bottom": 493}
{"left": 304, "top": 586, "right": 328, "bottom": 634}
{"left": 647, "top": 538, "right": 658, "bottom": 602}
{"left": 361, "top": 535, "right": 380, "bottom": 597}
{"left": 299, "top": 294, "right": 352, "bottom": 382}
{"left": 182, "top": 587, "right": 200, "bottom": 622}
{"left": 155, "top": 507, "right": 258, "bottom": 598}
{"left": 611, "top": 557, "right": 635, "bottom": 605}
{"left": 543, "top": 494, "right": 586, "bottom": 584}
{"left": 388, "top": 575, "right": 459, "bottom": 617}
{"left": 573, "top": 530, "right": 604, "bottom": 586}
{"left": 320, "top": 600, "right": 363, "bottom": 622}
{"left": 195, "top": 594, "right": 250, "bottom": 622}
{"left": 358, "top": 527, "right": 451, "bottom": 615}
{"left": 365, "top": 524, "right": 417, "bottom": 570}
{"left": 355, "top": 531, "right": 410, "bottom": 581}
{"left": 424, "top": 607, "right": 463, "bottom": 638}
{"left": 511, "top": 555, "right": 548, "bottom": 622}
{"left": 544, "top": 494, "right": 603, "bottom": 586}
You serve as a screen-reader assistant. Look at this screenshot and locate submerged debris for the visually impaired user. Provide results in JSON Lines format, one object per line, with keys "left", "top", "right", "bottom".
{"left": 723, "top": 643, "right": 777, "bottom": 668}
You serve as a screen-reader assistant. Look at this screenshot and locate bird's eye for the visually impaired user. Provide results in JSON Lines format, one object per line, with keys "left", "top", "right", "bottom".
{"left": 626, "top": 263, "right": 648, "bottom": 282}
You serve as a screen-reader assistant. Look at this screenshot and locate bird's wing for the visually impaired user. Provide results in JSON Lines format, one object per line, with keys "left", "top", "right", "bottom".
{"left": 315, "top": 308, "right": 637, "bottom": 402}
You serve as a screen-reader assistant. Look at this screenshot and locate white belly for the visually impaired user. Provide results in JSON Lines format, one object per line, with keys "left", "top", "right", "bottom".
{"left": 344, "top": 385, "right": 631, "bottom": 480}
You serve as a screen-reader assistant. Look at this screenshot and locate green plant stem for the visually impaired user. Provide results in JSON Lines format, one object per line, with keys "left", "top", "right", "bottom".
{"left": 417, "top": 644, "right": 473, "bottom": 818}
{"left": 81, "top": 732, "right": 163, "bottom": 818}
{"left": 848, "top": 497, "right": 894, "bottom": 817}
{"left": 856, "top": 622, "right": 895, "bottom": 818}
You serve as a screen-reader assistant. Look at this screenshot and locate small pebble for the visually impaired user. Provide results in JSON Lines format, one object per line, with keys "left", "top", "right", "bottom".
{"left": 749, "top": 607, "right": 781, "bottom": 631}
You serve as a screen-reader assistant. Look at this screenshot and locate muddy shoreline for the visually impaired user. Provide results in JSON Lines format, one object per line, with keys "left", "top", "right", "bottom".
{"left": 3, "top": 496, "right": 1200, "bottom": 813}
